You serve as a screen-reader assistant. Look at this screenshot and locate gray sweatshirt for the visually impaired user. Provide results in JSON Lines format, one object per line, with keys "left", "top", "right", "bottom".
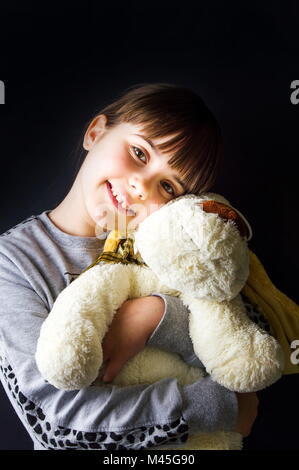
{"left": 0, "top": 210, "right": 239, "bottom": 450}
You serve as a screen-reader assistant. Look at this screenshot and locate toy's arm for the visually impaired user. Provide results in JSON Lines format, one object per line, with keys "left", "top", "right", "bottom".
{"left": 187, "top": 294, "right": 285, "bottom": 392}
{"left": 187, "top": 199, "right": 284, "bottom": 391}
{"left": 35, "top": 263, "right": 132, "bottom": 390}
{"left": 148, "top": 292, "right": 275, "bottom": 372}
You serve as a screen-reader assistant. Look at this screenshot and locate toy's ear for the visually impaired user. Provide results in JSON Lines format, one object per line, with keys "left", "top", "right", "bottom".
{"left": 199, "top": 200, "right": 251, "bottom": 240}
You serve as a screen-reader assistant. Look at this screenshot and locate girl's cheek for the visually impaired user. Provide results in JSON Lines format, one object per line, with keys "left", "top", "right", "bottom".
{"left": 114, "top": 150, "right": 135, "bottom": 171}
{"left": 99, "top": 150, "right": 133, "bottom": 176}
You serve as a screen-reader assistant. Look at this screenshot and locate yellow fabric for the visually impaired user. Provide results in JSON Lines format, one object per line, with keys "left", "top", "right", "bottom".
{"left": 101, "top": 229, "right": 146, "bottom": 265}
{"left": 242, "top": 250, "right": 299, "bottom": 375}
{"left": 103, "top": 229, "right": 128, "bottom": 253}
{"left": 90, "top": 230, "right": 299, "bottom": 376}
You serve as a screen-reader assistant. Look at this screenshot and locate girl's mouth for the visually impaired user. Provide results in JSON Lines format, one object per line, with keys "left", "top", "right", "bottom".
{"left": 106, "top": 181, "right": 136, "bottom": 216}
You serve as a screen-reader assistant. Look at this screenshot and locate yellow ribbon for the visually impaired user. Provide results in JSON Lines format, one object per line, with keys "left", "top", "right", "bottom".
{"left": 81, "top": 230, "right": 146, "bottom": 275}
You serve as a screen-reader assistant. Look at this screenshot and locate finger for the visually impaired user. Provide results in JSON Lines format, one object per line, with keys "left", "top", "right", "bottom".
{"left": 98, "top": 359, "right": 108, "bottom": 379}
{"left": 102, "top": 348, "right": 110, "bottom": 362}
{"left": 102, "top": 361, "right": 123, "bottom": 383}
{"left": 101, "top": 359, "right": 109, "bottom": 370}
{"left": 102, "top": 340, "right": 112, "bottom": 362}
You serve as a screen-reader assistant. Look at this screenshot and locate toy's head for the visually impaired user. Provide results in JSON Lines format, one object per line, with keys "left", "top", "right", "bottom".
{"left": 134, "top": 193, "right": 252, "bottom": 302}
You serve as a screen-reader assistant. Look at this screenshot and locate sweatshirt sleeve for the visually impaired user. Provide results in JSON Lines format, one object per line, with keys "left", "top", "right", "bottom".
{"left": 147, "top": 292, "right": 204, "bottom": 369}
{"left": 0, "top": 251, "right": 238, "bottom": 450}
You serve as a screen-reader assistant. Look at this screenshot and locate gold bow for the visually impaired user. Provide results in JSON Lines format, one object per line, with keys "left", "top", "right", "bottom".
{"left": 81, "top": 230, "right": 146, "bottom": 275}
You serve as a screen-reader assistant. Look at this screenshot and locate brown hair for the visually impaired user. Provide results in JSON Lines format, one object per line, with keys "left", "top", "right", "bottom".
{"left": 75, "top": 82, "right": 223, "bottom": 195}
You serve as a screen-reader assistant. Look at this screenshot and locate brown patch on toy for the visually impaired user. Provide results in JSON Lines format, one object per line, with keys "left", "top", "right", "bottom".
{"left": 199, "top": 200, "right": 249, "bottom": 239}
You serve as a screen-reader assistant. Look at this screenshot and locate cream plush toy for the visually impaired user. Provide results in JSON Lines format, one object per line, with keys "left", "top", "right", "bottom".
{"left": 35, "top": 193, "right": 284, "bottom": 450}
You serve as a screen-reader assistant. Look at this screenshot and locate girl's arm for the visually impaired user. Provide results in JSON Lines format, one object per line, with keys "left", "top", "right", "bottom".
{"left": 100, "top": 293, "right": 204, "bottom": 383}
{"left": 0, "top": 251, "right": 238, "bottom": 450}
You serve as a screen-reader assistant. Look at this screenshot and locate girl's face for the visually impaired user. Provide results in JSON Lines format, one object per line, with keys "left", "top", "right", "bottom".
{"left": 80, "top": 114, "right": 186, "bottom": 235}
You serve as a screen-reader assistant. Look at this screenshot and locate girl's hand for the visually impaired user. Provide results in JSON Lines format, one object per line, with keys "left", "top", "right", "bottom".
{"left": 235, "top": 392, "right": 259, "bottom": 437}
{"left": 100, "top": 296, "right": 165, "bottom": 383}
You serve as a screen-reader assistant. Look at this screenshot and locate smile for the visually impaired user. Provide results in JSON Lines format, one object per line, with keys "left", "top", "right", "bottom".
{"left": 106, "top": 181, "right": 136, "bottom": 216}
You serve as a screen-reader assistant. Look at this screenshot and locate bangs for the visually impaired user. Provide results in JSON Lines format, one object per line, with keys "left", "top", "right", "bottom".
{"left": 138, "top": 120, "right": 223, "bottom": 196}
{"left": 120, "top": 114, "right": 223, "bottom": 196}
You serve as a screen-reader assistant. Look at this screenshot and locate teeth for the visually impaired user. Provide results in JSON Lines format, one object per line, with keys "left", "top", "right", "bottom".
{"left": 110, "top": 183, "right": 135, "bottom": 214}
{"left": 115, "top": 194, "right": 124, "bottom": 204}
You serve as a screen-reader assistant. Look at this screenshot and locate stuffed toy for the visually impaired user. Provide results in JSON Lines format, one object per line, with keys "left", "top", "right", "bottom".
{"left": 35, "top": 192, "right": 285, "bottom": 450}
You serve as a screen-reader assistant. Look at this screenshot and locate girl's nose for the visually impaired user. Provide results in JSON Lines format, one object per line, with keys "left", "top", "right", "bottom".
{"left": 129, "top": 178, "right": 149, "bottom": 201}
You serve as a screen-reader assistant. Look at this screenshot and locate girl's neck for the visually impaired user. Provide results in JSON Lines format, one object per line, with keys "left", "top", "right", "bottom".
{"left": 48, "top": 172, "right": 103, "bottom": 238}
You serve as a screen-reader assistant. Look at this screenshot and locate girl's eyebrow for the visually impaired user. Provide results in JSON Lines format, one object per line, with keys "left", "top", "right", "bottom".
{"left": 173, "top": 176, "right": 187, "bottom": 192}
{"left": 132, "top": 133, "right": 157, "bottom": 152}
{"left": 131, "top": 133, "right": 187, "bottom": 192}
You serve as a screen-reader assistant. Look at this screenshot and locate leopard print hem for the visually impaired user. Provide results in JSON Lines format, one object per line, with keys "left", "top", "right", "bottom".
{"left": 0, "top": 357, "right": 189, "bottom": 450}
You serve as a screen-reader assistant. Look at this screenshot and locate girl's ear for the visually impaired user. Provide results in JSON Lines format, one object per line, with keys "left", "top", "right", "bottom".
{"left": 83, "top": 114, "right": 108, "bottom": 151}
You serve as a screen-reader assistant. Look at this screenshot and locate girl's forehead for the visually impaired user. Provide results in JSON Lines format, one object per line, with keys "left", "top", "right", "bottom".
{"left": 116, "top": 121, "right": 180, "bottom": 148}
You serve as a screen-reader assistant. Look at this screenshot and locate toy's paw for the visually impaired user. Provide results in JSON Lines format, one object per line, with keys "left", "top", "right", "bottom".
{"left": 36, "top": 318, "right": 103, "bottom": 390}
{"left": 208, "top": 330, "right": 285, "bottom": 392}
{"left": 189, "top": 296, "right": 285, "bottom": 393}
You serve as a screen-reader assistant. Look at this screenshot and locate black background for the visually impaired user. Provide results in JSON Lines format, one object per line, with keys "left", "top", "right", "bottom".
{"left": 0, "top": 0, "right": 298, "bottom": 450}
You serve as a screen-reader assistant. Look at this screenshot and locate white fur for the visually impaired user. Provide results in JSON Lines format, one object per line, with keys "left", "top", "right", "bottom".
{"left": 35, "top": 193, "right": 284, "bottom": 450}
{"left": 134, "top": 193, "right": 249, "bottom": 301}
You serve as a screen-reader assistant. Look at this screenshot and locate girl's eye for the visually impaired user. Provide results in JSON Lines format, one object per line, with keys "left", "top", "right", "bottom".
{"left": 132, "top": 146, "right": 147, "bottom": 163}
{"left": 161, "top": 181, "right": 175, "bottom": 196}
{"left": 131, "top": 146, "right": 176, "bottom": 197}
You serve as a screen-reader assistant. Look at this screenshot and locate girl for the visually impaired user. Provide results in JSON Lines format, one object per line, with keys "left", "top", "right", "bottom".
{"left": 0, "top": 83, "right": 259, "bottom": 450}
